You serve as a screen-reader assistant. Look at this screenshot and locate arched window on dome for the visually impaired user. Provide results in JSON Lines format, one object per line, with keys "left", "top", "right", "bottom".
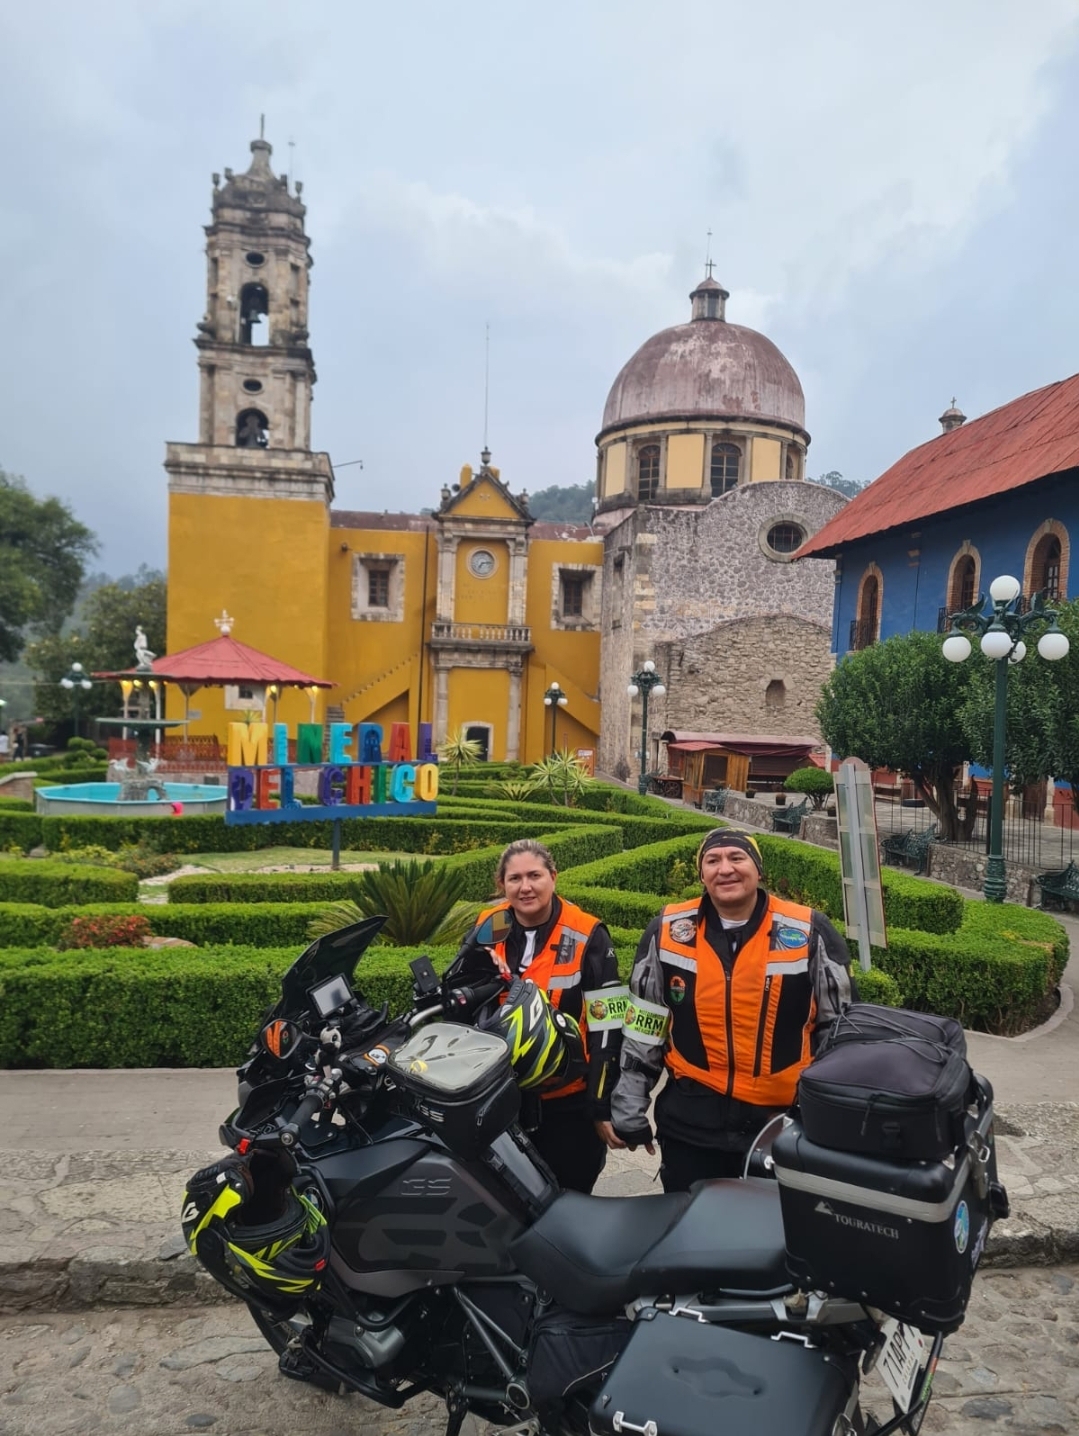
{"left": 637, "top": 444, "right": 661, "bottom": 501}
{"left": 710, "top": 442, "right": 741, "bottom": 496}
{"left": 785, "top": 448, "right": 800, "bottom": 481}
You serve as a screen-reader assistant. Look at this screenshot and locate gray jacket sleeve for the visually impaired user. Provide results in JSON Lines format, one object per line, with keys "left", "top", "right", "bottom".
{"left": 808, "top": 911, "right": 854, "bottom": 1041}
{"left": 609, "top": 918, "right": 668, "bottom": 1144}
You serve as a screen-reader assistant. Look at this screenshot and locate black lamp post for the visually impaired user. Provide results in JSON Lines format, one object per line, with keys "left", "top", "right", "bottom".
{"left": 628, "top": 660, "right": 667, "bottom": 796}
{"left": 60, "top": 662, "right": 93, "bottom": 740}
{"left": 942, "top": 575, "right": 1069, "bottom": 902}
{"left": 543, "top": 681, "right": 569, "bottom": 755}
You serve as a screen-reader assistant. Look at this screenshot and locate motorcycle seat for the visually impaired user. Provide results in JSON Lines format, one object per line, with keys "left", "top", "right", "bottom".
{"left": 509, "top": 1179, "right": 790, "bottom": 1316}
{"left": 509, "top": 1191, "right": 690, "bottom": 1315}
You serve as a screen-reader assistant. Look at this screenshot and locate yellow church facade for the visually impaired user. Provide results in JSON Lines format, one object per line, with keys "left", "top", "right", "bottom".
{"left": 164, "top": 136, "right": 602, "bottom": 762}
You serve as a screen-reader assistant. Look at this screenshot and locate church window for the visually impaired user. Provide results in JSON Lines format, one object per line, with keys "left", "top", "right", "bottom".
{"left": 242, "top": 378, "right": 263, "bottom": 394}
{"left": 785, "top": 449, "right": 798, "bottom": 481}
{"left": 562, "top": 575, "right": 585, "bottom": 617}
{"left": 950, "top": 554, "right": 977, "bottom": 612}
{"left": 710, "top": 442, "right": 741, "bottom": 496}
{"left": 368, "top": 569, "right": 390, "bottom": 608}
{"left": 851, "top": 568, "right": 882, "bottom": 651}
{"left": 1031, "top": 533, "right": 1063, "bottom": 600}
{"left": 239, "top": 283, "right": 269, "bottom": 346}
{"left": 236, "top": 408, "right": 269, "bottom": 448}
{"left": 245, "top": 251, "right": 265, "bottom": 267}
{"left": 637, "top": 444, "right": 661, "bottom": 500}
{"left": 765, "top": 678, "right": 786, "bottom": 709}
{"left": 766, "top": 522, "right": 805, "bottom": 555}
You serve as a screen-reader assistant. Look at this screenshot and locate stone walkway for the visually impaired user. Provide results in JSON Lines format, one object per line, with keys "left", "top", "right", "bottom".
{"left": 1, "top": 1266, "right": 1077, "bottom": 1435}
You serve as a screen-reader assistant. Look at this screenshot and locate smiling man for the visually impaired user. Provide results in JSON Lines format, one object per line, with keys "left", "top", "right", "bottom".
{"left": 611, "top": 829, "right": 855, "bottom": 1192}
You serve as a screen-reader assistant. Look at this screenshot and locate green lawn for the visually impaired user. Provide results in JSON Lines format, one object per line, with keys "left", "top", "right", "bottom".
{"left": 179, "top": 846, "right": 427, "bottom": 874}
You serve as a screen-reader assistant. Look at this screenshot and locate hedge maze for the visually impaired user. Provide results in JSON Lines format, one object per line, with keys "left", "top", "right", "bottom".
{"left": 0, "top": 779, "right": 1067, "bottom": 1066}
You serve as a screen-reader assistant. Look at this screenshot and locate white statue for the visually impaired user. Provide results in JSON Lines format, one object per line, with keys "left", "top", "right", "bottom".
{"left": 134, "top": 626, "right": 156, "bottom": 670}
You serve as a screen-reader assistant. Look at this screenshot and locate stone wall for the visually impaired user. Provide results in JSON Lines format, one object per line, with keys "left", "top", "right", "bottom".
{"left": 597, "top": 482, "right": 843, "bottom": 774}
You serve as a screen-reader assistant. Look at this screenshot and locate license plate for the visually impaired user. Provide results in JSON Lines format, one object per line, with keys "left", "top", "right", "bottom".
{"left": 878, "top": 1318, "right": 930, "bottom": 1415}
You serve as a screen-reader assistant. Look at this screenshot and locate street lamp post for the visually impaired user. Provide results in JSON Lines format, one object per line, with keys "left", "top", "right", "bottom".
{"left": 942, "top": 574, "right": 1069, "bottom": 902}
{"left": 627, "top": 660, "right": 667, "bottom": 796}
{"left": 543, "top": 681, "right": 569, "bottom": 755}
{"left": 60, "top": 662, "right": 93, "bottom": 740}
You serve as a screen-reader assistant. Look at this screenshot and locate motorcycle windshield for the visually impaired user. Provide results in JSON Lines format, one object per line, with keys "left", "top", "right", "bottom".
{"left": 272, "top": 915, "right": 388, "bottom": 1019}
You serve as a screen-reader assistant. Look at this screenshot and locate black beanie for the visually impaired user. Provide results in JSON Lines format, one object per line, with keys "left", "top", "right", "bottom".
{"left": 695, "top": 829, "right": 764, "bottom": 876}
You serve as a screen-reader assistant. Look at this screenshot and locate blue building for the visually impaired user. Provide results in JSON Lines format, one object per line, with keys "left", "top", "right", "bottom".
{"left": 799, "top": 377, "right": 1079, "bottom": 651}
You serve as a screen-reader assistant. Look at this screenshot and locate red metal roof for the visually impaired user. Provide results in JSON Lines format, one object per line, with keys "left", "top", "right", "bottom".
{"left": 661, "top": 731, "right": 819, "bottom": 756}
{"left": 95, "top": 635, "right": 333, "bottom": 689}
{"left": 798, "top": 372, "right": 1079, "bottom": 558}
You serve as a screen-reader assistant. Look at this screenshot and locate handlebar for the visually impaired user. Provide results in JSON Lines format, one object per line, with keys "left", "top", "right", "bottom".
{"left": 442, "top": 979, "right": 506, "bottom": 1018}
{"left": 280, "top": 1086, "right": 330, "bottom": 1147}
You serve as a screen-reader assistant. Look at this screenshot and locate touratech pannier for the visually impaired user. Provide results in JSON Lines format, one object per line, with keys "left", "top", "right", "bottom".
{"left": 589, "top": 1312, "right": 853, "bottom": 1436}
{"left": 797, "top": 1034, "right": 973, "bottom": 1161}
{"left": 773, "top": 1080, "right": 1009, "bottom": 1335}
{"left": 388, "top": 1023, "right": 520, "bottom": 1159}
{"left": 817, "top": 1003, "right": 967, "bottom": 1061}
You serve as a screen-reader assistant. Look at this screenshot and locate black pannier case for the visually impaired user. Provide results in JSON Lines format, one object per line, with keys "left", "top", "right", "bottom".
{"left": 817, "top": 1002, "right": 967, "bottom": 1060}
{"left": 589, "top": 1312, "right": 852, "bottom": 1436}
{"left": 388, "top": 1022, "right": 519, "bottom": 1159}
{"left": 773, "top": 1081, "right": 1007, "bottom": 1334}
{"left": 797, "top": 1035, "right": 972, "bottom": 1161}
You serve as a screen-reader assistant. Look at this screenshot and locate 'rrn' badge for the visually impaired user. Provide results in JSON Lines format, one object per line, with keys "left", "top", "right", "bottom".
{"left": 669, "top": 918, "right": 696, "bottom": 944}
{"left": 668, "top": 974, "right": 686, "bottom": 1004}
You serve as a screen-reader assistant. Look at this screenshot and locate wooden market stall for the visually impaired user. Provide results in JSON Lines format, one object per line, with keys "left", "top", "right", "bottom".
{"left": 661, "top": 731, "right": 821, "bottom": 807}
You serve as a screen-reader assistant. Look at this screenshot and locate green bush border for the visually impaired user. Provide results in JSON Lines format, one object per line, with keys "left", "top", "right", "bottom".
{"left": 0, "top": 861, "right": 139, "bottom": 906}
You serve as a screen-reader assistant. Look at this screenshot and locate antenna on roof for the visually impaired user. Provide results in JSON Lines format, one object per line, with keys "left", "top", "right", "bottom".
{"left": 288, "top": 137, "right": 295, "bottom": 186}
{"left": 259, "top": 114, "right": 265, "bottom": 140}
{"left": 483, "top": 322, "right": 491, "bottom": 449}
{"left": 705, "top": 228, "right": 714, "bottom": 279}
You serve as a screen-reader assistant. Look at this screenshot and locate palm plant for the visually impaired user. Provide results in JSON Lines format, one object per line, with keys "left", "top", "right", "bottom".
{"left": 307, "top": 859, "right": 481, "bottom": 946}
{"left": 485, "top": 778, "right": 538, "bottom": 801}
{"left": 529, "top": 748, "right": 593, "bottom": 807}
{"left": 436, "top": 727, "right": 483, "bottom": 795}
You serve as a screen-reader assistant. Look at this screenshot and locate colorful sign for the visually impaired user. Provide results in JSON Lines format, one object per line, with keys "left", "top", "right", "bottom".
{"left": 225, "top": 720, "right": 439, "bottom": 825}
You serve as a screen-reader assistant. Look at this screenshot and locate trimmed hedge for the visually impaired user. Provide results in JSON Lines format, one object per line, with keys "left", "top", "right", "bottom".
{"left": 0, "top": 861, "right": 138, "bottom": 906}
{"left": 0, "top": 797, "right": 34, "bottom": 812}
{"left": 0, "top": 813, "right": 43, "bottom": 853}
{"left": 0, "top": 901, "right": 326, "bottom": 949}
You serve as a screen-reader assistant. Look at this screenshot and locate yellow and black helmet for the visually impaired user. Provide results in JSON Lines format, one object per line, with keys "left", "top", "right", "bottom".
{"left": 483, "top": 977, "right": 586, "bottom": 1091}
{"left": 181, "top": 1150, "right": 329, "bottom": 1313}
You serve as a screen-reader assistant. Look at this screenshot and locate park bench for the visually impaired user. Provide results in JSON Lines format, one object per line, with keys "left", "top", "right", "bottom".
{"left": 880, "top": 823, "right": 939, "bottom": 875}
{"left": 702, "top": 788, "right": 728, "bottom": 815}
{"left": 771, "top": 798, "right": 809, "bottom": 834}
{"left": 1035, "top": 860, "right": 1079, "bottom": 910}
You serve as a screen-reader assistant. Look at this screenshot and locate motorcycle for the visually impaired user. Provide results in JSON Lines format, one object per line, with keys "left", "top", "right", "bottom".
{"left": 183, "top": 916, "right": 1004, "bottom": 1436}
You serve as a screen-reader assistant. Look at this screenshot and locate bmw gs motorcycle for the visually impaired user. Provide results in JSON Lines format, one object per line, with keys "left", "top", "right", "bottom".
{"left": 183, "top": 917, "right": 1007, "bottom": 1436}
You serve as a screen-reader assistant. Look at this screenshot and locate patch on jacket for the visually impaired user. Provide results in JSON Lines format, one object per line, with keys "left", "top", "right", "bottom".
{"left": 668, "top": 917, "right": 697, "bottom": 944}
{"left": 773, "top": 924, "right": 809, "bottom": 950}
{"left": 668, "top": 974, "right": 687, "bottom": 1004}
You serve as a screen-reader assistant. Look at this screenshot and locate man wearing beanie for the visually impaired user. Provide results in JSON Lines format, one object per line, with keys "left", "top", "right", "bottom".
{"left": 611, "top": 828, "right": 854, "bottom": 1192}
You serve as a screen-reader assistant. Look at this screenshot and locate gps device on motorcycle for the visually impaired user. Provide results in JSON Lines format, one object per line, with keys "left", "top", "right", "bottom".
{"left": 409, "top": 956, "right": 441, "bottom": 997}
{"left": 308, "top": 972, "right": 354, "bottom": 1018}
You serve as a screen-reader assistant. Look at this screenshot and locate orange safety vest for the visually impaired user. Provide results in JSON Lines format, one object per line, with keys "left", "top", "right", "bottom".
{"left": 475, "top": 897, "right": 600, "bottom": 1099}
{"left": 658, "top": 894, "right": 817, "bottom": 1108}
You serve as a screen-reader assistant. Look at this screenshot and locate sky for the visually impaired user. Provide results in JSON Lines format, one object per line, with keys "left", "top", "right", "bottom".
{"left": 2, "top": 0, "right": 1079, "bottom": 574}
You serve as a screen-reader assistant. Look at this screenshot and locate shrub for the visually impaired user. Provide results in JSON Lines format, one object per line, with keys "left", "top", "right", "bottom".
{"left": 308, "top": 859, "right": 479, "bottom": 946}
{"left": 0, "top": 860, "right": 138, "bottom": 906}
{"left": 0, "top": 813, "right": 43, "bottom": 853}
{"left": 0, "top": 901, "right": 326, "bottom": 950}
{"left": 851, "top": 966, "right": 902, "bottom": 1007}
{"left": 527, "top": 749, "right": 594, "bottom": 807}
{"left": 784, "top": 767, "right": 835, "bottom": 809}
{"left": 0, "top": 797, "right": 33, "bottom": 812}
{"left": 57, "top": 913, "right": 153, "bottom": 950}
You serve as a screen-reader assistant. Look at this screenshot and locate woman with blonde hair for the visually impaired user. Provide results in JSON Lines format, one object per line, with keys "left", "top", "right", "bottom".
{"left": 444, "top": 839, "right": 626, "bottom": 1193}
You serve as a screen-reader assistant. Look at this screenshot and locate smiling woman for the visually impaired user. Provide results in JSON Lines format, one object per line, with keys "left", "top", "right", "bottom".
{"left": 441, "top": 837, "right": 626, "bottom": 1194}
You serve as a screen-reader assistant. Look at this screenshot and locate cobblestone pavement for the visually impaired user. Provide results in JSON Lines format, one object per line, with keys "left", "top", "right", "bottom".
{"left": 1, "top": 1265, "right": 1076, "bottom": 1436}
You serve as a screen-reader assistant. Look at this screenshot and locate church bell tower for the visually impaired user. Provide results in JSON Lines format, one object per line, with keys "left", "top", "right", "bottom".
{"left": 165, "top": 131, "right": 334, "bottom": 723}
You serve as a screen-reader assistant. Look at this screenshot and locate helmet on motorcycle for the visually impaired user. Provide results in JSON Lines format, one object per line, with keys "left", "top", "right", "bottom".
{"left": 483, "top": 977, "right": 586, "bottom": 1091}
{"left": 181, "top": 1150, "right": 329, "bottom": 1313}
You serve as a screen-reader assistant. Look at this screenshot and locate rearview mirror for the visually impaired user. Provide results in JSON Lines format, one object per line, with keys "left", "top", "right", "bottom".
{"left": 474, "top": 909, "right": 513, "bottom": 948}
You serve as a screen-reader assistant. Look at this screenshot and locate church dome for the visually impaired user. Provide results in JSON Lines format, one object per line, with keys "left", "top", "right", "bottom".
{"left": 600, "top": 276, "right": 805, "bottom": 435}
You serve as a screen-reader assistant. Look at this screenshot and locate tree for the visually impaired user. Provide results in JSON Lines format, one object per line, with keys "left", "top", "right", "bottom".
{"left": 527, "top": 482, "right": 595, "bottom": 524}
{"left": 25, "top": 571, "right": 166, "bottom": 737}
{"left": 0, "top": 472, "right": 97, "bottom": 661}
{"left": 528, "top": 748, "right": 593, "bottom": 807}
{"left": 307, "top": 860, "right": 479, "bottom": 946}
{"left": 961, "top": 598, "right": 1079, "bottom": 815}
{"left": 817, "top": 631, "right": 977, "bottom": 840}
{"left": 436, "top": 726, "right": 483, "bottom": 794}
{"left": 812, "top": 471, "right": 869, "bottom": 501}
{"left": 784, "top": 766, "right": 834, "bottom": 809}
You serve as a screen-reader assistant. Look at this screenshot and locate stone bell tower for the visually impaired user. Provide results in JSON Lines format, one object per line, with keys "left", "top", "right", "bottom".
{"left": 165, "top": 131, "right": 334, "bottom": 702}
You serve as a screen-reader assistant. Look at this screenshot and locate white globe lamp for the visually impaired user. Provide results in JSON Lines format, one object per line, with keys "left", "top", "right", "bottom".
{"left": 988, "top": 575, "right": 1021, "bottom": 605}
{"left": 980, "top": 627, "right": 1013, "bottom": 660}
{"left": 942, "top": 632, "right": 972, "bottom": 663}
{"left": 1038, "top": 629, "right": 1070, "bottom": 662}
